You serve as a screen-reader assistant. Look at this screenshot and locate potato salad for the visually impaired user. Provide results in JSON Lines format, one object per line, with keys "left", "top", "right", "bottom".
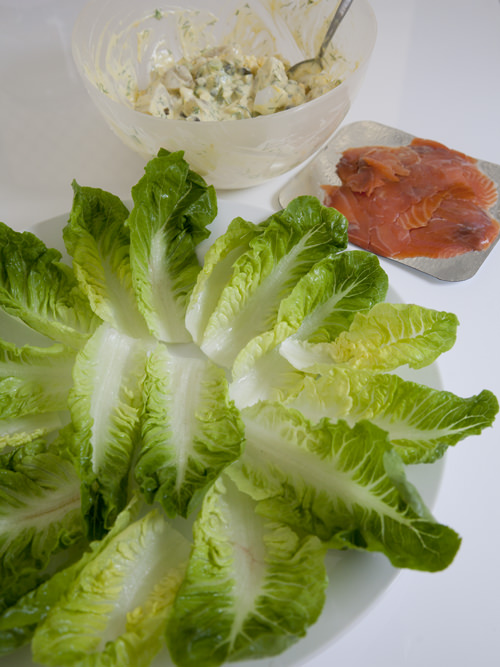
{"left": 133, "top": 44, "right": 340, "bottom": 120}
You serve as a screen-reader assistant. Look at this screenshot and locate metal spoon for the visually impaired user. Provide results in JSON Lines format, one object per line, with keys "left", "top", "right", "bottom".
{"left": 288, "top": 0, "right": 354, "bottom": 79}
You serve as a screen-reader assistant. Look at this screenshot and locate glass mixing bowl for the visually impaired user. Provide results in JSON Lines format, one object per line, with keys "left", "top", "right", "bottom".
{"left": 72, "top": 0, "right": 376, "bottom": 189}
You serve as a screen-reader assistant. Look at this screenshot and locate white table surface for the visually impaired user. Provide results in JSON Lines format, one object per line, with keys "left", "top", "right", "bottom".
{"left": 1, "top": 1, "right": 499, "bottom": 666}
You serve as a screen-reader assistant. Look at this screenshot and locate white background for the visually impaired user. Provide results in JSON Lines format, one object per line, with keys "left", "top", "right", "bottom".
{"left": 0, "top": 1, "right": 499, "bottom": 666}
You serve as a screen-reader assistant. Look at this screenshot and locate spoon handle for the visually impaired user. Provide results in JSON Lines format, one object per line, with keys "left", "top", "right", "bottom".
{"left": 318, "top": 0, "right": 355, "bottom": 63}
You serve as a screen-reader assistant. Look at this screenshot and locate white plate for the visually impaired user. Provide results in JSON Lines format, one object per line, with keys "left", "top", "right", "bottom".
{"left": 5, "top": 198, "right": 444, "bottom": 667}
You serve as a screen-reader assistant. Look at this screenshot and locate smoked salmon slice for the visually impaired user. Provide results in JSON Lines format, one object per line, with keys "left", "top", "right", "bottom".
{"left": 336, "top": 145, "right": 416, "bottom": 195}
{"left": 407, "top": 197, "right": 500, "bottom": 259}
{"left": 322, "top": 137, "right": 500, "bottom": 260}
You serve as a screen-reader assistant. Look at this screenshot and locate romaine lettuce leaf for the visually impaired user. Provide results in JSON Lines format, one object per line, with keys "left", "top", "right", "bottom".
{"left": 275, "top": 249, "right": 388, "bottom": 342}
{"left": 280, "top": 302, "right": 459, "bottom": 372}
{"left": 194, "top": 196, "right": 348, "bottom": 368}
{"left": 31, "top": 507, "right": 190, "bottom": 667}
{"left": 185, "top": 215, "right": 267, "bottom": 345}
{"left": 0, "top": 417, "right": 69, "bottom": 454}
{"left": 166, "top": 475, "right": 327, "bottom": 667}
{"left": 63, "top": 182, "right": 149, "bottom": 339}
{"left": 228, "top": 401, "right": 461, "bottom": 572}
{"left": 135, "top": 341, "right": 244, "bottom": 517}
{"left": 0, "top": 413, "right": 69, "bottom": 451}
{"left": 68, "top": 322, "right": 150, "bottom": 539}
{"left": 229, "top": 329, "right": 304, "bottom": 409}
{"left": 0, "top": 440, "right": 85, "bottom": 612}
{"left": 0, "top": 221, "right": 100, "bottom": 348}
{"left": 229, "top": 250, "right": 388, "bottom": 408}
{"left": 0, "top": 558, "right": 80, "bottom": 655}
{"left": 0, "top": 339, "right": 74, "bottom": 449}
{"left": 286, "top": 367, "right": 499, "bottom": 464}
{"left": 128, "top": 150, "right": 217, "bottom": 343}
{"left": 0, "top": 497, "right": 136, "bottom": 655}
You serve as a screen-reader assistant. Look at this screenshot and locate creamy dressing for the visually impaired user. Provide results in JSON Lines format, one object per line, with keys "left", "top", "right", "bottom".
{"left": 132, "top": 43, "right": 341, "bottom": 121}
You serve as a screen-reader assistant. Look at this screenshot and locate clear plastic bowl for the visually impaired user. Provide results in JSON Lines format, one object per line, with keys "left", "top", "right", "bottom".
{"left": 72, "top": 0, "right": 376, "bottom": 189}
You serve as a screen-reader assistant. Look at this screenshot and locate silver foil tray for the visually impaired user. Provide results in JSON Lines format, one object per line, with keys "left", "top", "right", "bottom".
{"left": 279, "top": 121, "right": 500, "bottom": 281}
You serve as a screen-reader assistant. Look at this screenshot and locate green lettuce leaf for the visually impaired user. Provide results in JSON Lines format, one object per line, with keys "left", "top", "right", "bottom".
{"left": 0, "top": 338, "right": 74, "bottom": 449}
{"left": 166, "top": 475, "right": 327, "bottom": 667}
{"left": 63, "top": 182, "right": 149, "bottom": 339}
{"left": 68, "top": 322, "right": 150, "bottom": 539}
{"left": 229, "top": 250, "right": 387, "bottom": 408}
{"left": 275, "top": 249, "right": 388, "bottom": 342}
{"left": 32, "top": 507, "right": 191, "bottom": 667}
{"left": 0, "top": 497, "right": 136, "bottom": 655}
{"left": 0, "top": 221, "right": 100, "bottom": 348}
{"left": 135, "top": 341, "right": 244, "bottom": 517}
{"left": 0, "top": 413, "right": 69, "bottom": 451}
{"left": 128, "top": 150, "right": 217, "bottom": 343}
{"left": 229, "top": 330, "right": 304, "bottom": 409}
{"left": 194, "top": 196, "right": 348, "bottom": 368}
{"left": 286, "top": 367, "right": 499, "bottom": 464}
{"left": 0, "top": 440, "right": 85, "bottom": 612}
{"left": 227, "top": 401, "right": 461, "bottom": 572}
{"left": 0, "top": 558, "right": 81, "bottom": 655}
{"left": 185, "top": 215, "right": 267, "bottom": 346}
{"left": 280, "top": 302, "right": 459, "bottom": 372}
